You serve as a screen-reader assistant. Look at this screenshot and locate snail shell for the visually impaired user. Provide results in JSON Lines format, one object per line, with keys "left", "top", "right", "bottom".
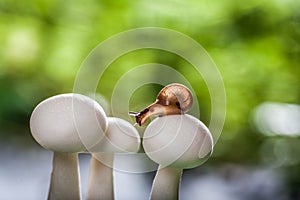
{"left": 129, "top": 83, "right": 193, "bottom": 126}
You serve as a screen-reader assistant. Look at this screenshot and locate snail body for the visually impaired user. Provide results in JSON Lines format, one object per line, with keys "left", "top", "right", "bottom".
{"left": 129, "top": 83, "right": 193, "bottom": 126}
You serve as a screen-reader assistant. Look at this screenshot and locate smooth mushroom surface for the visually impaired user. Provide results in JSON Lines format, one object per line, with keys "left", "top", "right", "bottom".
{"left": 90, "top": 117, "right": 140, "bottom": 153}
{"left": 30, "top": 93, "right": 107, "bottom": 152}
{"left": 143, "top": 114, "right": 213, "bottom": 168}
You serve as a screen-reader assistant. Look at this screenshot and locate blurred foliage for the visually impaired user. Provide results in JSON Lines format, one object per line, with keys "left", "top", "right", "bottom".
{"left": 0, "top": 0, "right": 300, "bottom": 196}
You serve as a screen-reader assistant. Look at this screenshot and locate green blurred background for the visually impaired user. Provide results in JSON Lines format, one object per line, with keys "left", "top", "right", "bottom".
{"left": 1, "top": 0, "right": 300, "bottom": 199}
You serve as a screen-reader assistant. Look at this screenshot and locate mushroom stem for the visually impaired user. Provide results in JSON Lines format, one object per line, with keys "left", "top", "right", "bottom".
{"left": 150, "top": 166, "right": 183, "bottom": 200}
{"left": 86, "top": 153, "right": 114, "bottom": 200}
{"left": 48, "top": 152, "right": 81, "bottom": 200}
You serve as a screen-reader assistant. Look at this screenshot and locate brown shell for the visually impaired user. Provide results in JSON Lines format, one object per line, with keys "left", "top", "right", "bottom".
{"left": 157, "top": 83, "right": 193, "bottom": 113}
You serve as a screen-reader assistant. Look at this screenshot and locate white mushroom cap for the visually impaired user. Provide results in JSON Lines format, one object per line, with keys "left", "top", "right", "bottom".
{"left": 143, "top": 114, "right": 213, "bottom": 169}
{"left": 90, "top": 117, "right": 140, "bottom": 153}
{"left": 30, "top": 93, "right": 107, "bottom": 152}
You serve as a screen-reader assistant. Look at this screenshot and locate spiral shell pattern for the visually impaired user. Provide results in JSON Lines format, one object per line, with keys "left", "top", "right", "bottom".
{"left": 157, "top": 83, "right": 193, "bottom": 113}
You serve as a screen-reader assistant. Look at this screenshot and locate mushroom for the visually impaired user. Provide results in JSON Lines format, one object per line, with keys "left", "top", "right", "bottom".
{"left": 30, "top": 93, "right": 107, "bottom": 200}
{"left": 129, "top": 83, "right": 193, "bottom": 126}
{"left": 86, "top": 117, "right": 140, "bottom": 200}
{"left": 143, "top": 114, "right": 213, "bottom": 200}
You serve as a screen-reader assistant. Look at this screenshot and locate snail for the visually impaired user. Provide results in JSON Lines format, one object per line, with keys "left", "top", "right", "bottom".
{"left": 129, "top": 83, "right": 193, "bottom": 126}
